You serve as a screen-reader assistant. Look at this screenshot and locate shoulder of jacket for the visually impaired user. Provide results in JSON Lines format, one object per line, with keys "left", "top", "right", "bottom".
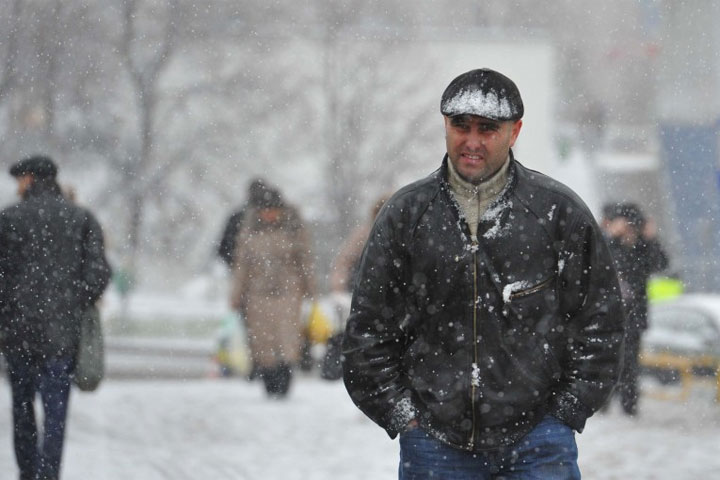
{"left": 377, "top": 168, "right": 442, "bottom": 228}
{"left": 0, "top": 200, "right": 34, "bottom": 221}
{"left": 79, "top": 205, "right": 100, "bottom": 224}
{"left": 511, "top": 160, "right": 595, "bottom": 225}
{"left": 0, "top": 202, "right": 20, "bottom": 217}
{"left": 392, "top": 170, "right": 441, "bottom": 201}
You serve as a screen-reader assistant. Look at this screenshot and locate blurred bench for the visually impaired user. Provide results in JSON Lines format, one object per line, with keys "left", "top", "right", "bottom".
{"left": 640, "top": 351, "right": 720, "bottom": 402}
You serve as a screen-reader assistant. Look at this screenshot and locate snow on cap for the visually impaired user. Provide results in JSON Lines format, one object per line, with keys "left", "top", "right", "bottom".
{"left": 441, "top": 68, "right": 523, "bottom": 121}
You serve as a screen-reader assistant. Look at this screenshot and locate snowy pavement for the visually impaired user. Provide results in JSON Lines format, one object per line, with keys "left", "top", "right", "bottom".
{"left": 0, "top": 375, "right": 719, "bottom": 479}
{"left": 104, "top": 336, "right": 218, "bottom": 379}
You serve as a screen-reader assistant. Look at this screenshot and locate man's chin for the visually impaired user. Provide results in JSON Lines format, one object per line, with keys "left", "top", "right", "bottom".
{"left": 457, "top": 169, "right": 485, "bottom": 185}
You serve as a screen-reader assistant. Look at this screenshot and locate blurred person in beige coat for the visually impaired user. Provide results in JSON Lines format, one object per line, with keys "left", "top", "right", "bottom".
{"left": 230, "top": 180, "right": 314, "bottom": 397}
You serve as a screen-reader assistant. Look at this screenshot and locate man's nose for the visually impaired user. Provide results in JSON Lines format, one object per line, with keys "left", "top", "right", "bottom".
{"left": 465, "top": 131, "right": 484, "bottom": 149}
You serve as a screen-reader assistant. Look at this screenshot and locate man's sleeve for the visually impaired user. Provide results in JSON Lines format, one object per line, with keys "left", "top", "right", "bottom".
{"left": 550, "top": 214, "right": 625, "bottom": 432}
{"left": 218, "top": 210, "right": 244, "bottom": 266}
{"left": 342, "top": 209, "right": 416, "bottom": 439}
{"left": 79, "top": 212, "right": 112, "bottom": 308}
{"left": 643, "top": 238, "right": 669, "bottom": 274}
{"left": 0, "top": 216, "right": 7, "bottom": 314}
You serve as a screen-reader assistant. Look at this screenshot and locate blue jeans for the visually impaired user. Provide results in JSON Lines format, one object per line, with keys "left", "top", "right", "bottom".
{"left": 399, "top": 415, "right": 581, "bottom": 479}
{"left": 5, "top": 352, "right": 74, "bottom": 480}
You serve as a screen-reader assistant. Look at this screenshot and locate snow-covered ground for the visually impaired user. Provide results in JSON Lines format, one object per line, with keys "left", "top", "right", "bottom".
{"left": 0, "top": 374, "right": 718, "bottom": 479}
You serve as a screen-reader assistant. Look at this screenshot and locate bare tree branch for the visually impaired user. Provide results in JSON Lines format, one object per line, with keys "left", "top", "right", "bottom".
{"left": 0, "top": 0, "right": 22, "bottom": 103}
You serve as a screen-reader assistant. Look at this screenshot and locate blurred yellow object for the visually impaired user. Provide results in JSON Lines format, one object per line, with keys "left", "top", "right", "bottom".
{"left": 647, "top": 276, "right": 684, "bottom": 303}
{"left": 306, "top": 301, "right": 333, "bottom": 344}
{"left": 215, "top": 344, "right": 251, "bottom": 377}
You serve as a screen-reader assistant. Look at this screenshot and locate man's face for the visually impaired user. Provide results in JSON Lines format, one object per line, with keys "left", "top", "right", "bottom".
{"left": 444, "top": 114, "right": 522, "bottom": 184}
{"left": 15, "top": 174, "right": 33, "bottom": 197}
{"left": 606, "top": 217, "right": 640, "bottom": 246}
{"left": 259, "top": 207, "right": 283, "bottom": 223}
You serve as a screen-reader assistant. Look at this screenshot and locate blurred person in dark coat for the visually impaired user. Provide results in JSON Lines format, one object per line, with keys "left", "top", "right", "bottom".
{"left": 217, "top": 178, "right": 266, "bottom": 268}
{"left": 0, "top": 156, "right": 111, "bottom": 480}
{"left": 230, "top": 181, "right": 314, "bottom": 397}
{"left": 602, "top": 202, "right": 668, "bottom": 416}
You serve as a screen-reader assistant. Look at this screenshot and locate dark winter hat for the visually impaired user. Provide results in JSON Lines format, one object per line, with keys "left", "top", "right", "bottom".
{"left": 604, "top": 202, "right": 646, "bottom": 227}
{"left": 9, "top": 155, "right": 58, "bottom": 179}
{"left": 248, "top": 178, "right": 284, "bottom": 208}
{"left": 441, "top": 68, "right": 524, "bottom": 121}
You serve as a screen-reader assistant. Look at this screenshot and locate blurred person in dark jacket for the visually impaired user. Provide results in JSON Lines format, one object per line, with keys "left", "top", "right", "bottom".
{"left": 342, "top": 68, "right": 624, "bottom": 479}
{"left": 602, "top": 202, "right": 668, "bottom": 416}
{"left": 230, "top": 181, "right": 314, "bottom": 397}
{"left": 0, "top": 155, "right": 111, "bottom": 480}
{"left": 217, "top": 178, "right": 266, "bottom": 268}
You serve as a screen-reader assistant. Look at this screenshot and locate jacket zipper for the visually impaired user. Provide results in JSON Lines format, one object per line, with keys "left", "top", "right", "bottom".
{"left": 469, "top": 188, "right": 482, "bottom": 449}
{"left": 470, "top": 240, "right": 478, "bottom": 449}
{"left": 509, "top": 277, "right": 554, "bottom": 300}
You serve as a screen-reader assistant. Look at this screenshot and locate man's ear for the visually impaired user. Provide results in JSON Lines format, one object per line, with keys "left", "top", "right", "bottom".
{"left": 509, "top": 120, "right": 523, "bottom": 147}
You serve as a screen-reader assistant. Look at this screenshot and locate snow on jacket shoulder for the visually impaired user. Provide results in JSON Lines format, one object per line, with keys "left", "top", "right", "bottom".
{"left": 342, "top": 154, "right": 625, "bottom": 451}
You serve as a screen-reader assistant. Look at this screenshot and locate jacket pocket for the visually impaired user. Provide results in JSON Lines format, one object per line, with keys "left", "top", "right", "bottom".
{"left": 500, "top": 275, "right": 563, "bottom": 383}
{"left": 503, "top": 275, "right": 558, "bottom": 323}
{"left": 508, "top": 276, "right": 554, "bottom": 300}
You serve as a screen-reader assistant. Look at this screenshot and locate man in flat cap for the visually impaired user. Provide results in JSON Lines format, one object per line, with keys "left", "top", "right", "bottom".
{"left": 0, "top": 155, "right": 111, "bottom": 480}
{"left": 342, "top": 69, "right": 624, "bottom": 478}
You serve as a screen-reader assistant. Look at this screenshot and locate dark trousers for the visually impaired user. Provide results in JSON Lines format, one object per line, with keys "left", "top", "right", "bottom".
{"left": 399, "top": 416, "right": 580, "bottom": 479}
{"left": 5, "top": 352, "right": 74, "bottom": 480}
{"left": 618, "top": 330, "right": 642, "bottom": 415}
{"left": 261, "top": 363, "right": 292, "bottom": 397}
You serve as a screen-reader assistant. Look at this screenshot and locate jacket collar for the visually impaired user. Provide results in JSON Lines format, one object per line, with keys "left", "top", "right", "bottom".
{"left": 446, "top": 154, "right": 510, "bottom": 200}
{"left": 438, "top": 149, "right": 517, "bottom": 199}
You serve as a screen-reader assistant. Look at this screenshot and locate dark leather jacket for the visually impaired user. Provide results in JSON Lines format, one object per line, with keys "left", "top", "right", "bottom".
{"left": 343, "top": 155, "right": 624, "bottom": 451}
